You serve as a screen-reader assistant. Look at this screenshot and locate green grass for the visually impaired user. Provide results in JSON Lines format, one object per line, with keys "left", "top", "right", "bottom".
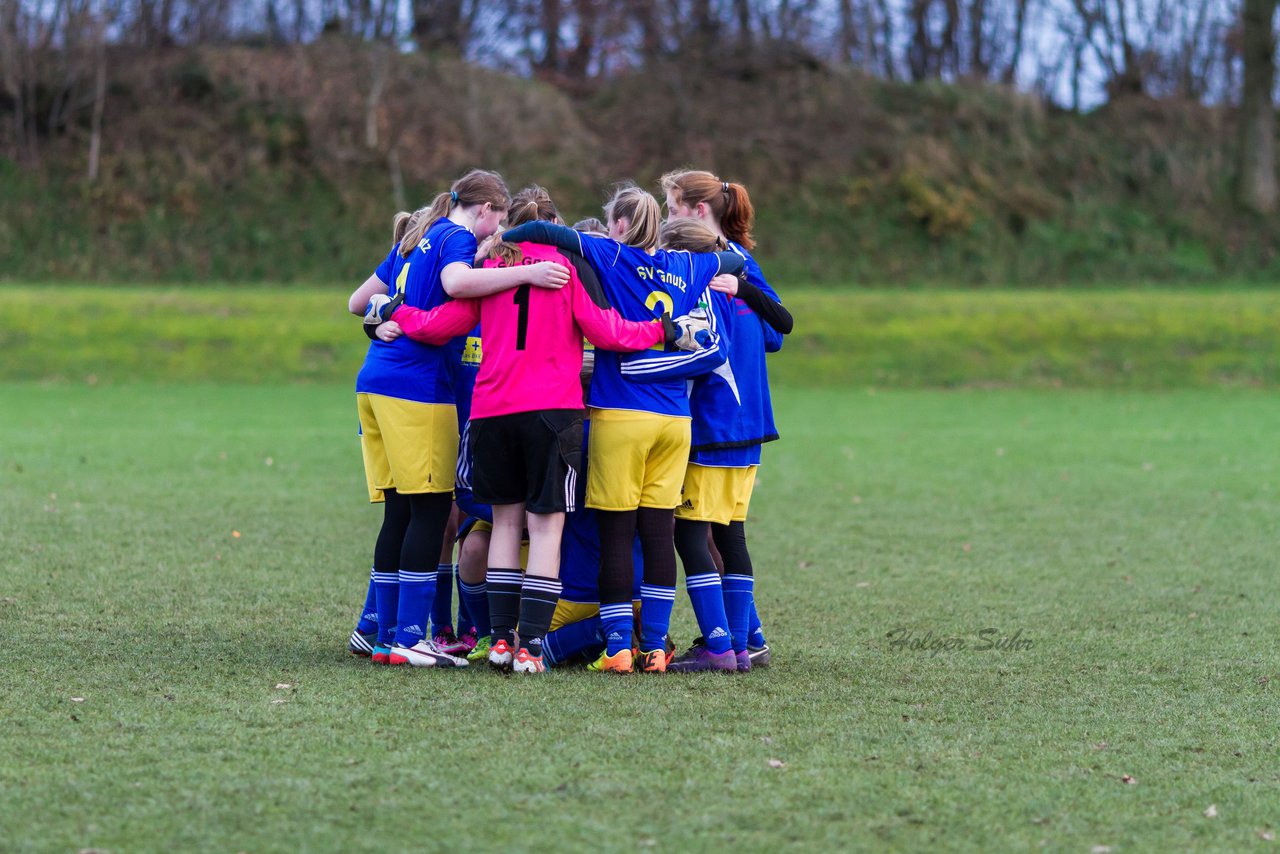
{"left": 1, "top": 383, "right": 1277, "bottom": 851}
{"left": 5, "top": 285, "right": 1280, "bottom": 388}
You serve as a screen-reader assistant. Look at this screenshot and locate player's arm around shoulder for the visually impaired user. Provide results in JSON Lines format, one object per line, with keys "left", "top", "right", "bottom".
{"left": 389, "top": 298, "right": 481, "bottom": 346}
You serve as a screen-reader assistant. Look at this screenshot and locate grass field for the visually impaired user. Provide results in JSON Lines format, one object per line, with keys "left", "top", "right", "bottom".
{"left": 4, "top": 286, "right": 1280, "bottom": 389}
{"left": 1, "top": 382, "right": 1277, "bottom": 851}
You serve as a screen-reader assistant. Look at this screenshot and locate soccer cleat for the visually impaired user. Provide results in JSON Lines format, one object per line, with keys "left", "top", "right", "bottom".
{"left": 458, "top": 627, "right": 479, "bottom": 653}
{"left": 735, "top": 650, "right": 751, "bottom": 672}
{"left": 487, "top": 638, "right": 515, "bottom": 671}
{"left": 638, "top": 648, "right": 669, "bottom": 673}
{"left": 348, "top": 628, "right": 376, "bottom": 657}
{"left": 388, "top": 640, "right": 469, "bottom": 668}
{"left": 748, "top": 643, "right": 771, "bottom": 668}
{"left": 666, "top": 646, "right": 737, "bottom": 673}
{"left": 432, "top": 627, "right": 470, "bottom": 657}
{"left": 370, "top": 643, "right": 392, "bottom": 665}
{"left": 512, "top": 647, "right": 547, "bottom": 674}
{"left": 466, "top": 634, "right": 492, "bottom": 663}
{"left": 587, "top": 648, "right": 633, "bottom": 673}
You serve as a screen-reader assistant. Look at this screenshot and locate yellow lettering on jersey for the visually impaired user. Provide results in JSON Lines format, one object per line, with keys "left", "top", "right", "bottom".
{"left": 645, "top": 291, "right": 674, "bottom": 350}
{"left": 645, "top": 290, "right": 674, "bottom": 317}
{"left": 462, "top": 336, "right": 482, "bottom": 365}
{"left": 394, "top": 262, "right": 410, "bottom": 298}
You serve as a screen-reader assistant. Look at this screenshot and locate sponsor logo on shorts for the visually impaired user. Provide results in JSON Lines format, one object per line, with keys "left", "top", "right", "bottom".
{"left": 607, "top": 632, "right": 624, "bottom": 641}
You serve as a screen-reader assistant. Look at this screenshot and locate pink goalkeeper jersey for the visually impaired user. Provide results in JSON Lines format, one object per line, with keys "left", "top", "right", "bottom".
{"left": 389, "top": 241, "right": 664, "bottom": 419}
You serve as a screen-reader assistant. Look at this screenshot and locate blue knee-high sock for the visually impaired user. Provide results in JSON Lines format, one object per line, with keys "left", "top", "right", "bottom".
{"left": 455, "top": 566, "right": 474, "bottom": 634}
{"left": 356, "top": 567, "right": 378, "bottom": 634}
{"left": 458, "top": 579, "right": 490, "bottom": 639}
{"left": 748, "top": 600, "right": 766, "bottom": 647}
{"left": 639, "top": 584, "right": 676, "bottom": 654}
{"left": 543, "top": 615, "right": 603, "bottom": 667}
{"left": 372, "top": 571, "right": 399, "bottom": 646}
{"left": 685, "top": 573, "right": 732, "bottom": 654}
{"left": 599, "top": 602, "right": 633, "bottom": 657}
{"left": 394, "top": 569, "right": 435, "bottom": 647}
{"left": 722, "top": 574, "right": 754, "bottom": 654}
{"left": 430, "top": 562, "right": 454, "bottom": 635}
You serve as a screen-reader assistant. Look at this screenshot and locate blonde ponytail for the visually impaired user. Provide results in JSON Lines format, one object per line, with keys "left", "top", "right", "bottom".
{"left": 604, "top": 183, "right": 661, "bottom": 252}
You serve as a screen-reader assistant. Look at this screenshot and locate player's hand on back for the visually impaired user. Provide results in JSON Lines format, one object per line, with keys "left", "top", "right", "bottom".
{"left": 475, "top": 234, "right": 502, "bottom": 263}
{"left": 376, "top": 320, "right": 404, "bottom": 342}
{"left": 527, "top": 261, "right": 570, "bottom": 289}
{"left": 709, "top": 274, "right": 739, "bottom": 296}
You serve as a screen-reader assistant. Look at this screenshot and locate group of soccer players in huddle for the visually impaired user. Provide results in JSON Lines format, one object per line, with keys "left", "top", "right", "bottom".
{"left": 343, "top": 168, "right": 792, "bottom": 674}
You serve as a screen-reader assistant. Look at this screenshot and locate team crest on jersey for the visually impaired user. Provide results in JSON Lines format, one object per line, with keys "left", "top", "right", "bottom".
{"left": 462, "top": 336, "right": 482, "bottom": 365}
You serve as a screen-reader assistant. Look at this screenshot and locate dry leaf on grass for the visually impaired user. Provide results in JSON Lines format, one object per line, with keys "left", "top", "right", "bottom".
{"left": 1258, "top": 829, "right": 1275, "bottom": 842}
{"left": 767, "top": 759, "right": 786, "bottom": 769}
{"left": 1120, "top": 774, "right": 1137, "bottom": 785}
{"left": 274, "top": 683, "right": 292, "bottom": 690}
{"left": 1204, "top": 804, "right": 1218, "bottom": 818}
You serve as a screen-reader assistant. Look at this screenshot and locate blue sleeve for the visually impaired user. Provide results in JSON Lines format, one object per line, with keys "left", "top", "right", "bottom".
{"left": 619, "top": 297, "right": 728, "bottom": 383}
{"left": 619, "top": 339, "right": 728, "bottom": 383}
{"left": 439, "top": 228, "right": 478, "bottom": 268}
{"left": 740, "top": 252, "right": 786, "bottom": 349}
{"left": 499, "top": 221, "right": 583, "bottom": 255}
{"left": 763, "top": 321, "right": 785, "bottom": 353}
{"left": 374, "top": 245, "right": 399, "bottom": 285}
{"left": 714, "top": 251, "right": 745, "bottom": 278}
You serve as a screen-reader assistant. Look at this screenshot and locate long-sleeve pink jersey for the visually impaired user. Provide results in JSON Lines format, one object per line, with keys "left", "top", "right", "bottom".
{"left": 389, "top": 241, "right": 665, "bottom": 419}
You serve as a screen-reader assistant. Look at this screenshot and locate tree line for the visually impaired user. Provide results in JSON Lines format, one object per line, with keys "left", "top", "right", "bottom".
{"left": 2, "top": 0, "right": 1277, "bottom": 210}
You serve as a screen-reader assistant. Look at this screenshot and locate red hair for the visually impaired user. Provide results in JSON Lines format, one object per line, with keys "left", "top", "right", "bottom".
{"left": 660, "top": 169, "right": 755, "bottom": 250}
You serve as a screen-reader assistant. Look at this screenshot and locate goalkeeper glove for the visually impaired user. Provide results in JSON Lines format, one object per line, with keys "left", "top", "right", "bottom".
{"left": 667, "top": 309, "right": 713, "bottom": 351}
{"left": 363, "top": 292, "right": 404, "bottom": 339}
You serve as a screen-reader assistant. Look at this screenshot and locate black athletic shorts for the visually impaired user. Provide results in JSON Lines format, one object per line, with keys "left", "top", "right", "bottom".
{"left": 469, "top": 409, "right": 584, "bottom": 513}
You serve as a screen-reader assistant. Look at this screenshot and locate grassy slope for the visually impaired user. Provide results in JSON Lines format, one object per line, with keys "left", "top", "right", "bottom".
{"left": 0, "top": 383, "right": 1276, "bottom": 851}
{"left": 4, "top": 285, "right": 1280, "bottom": 388}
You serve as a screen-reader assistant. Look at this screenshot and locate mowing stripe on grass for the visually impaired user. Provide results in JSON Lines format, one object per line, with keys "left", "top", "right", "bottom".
{"left": 4, "top": 286, "right": 1279, "bottom": 387}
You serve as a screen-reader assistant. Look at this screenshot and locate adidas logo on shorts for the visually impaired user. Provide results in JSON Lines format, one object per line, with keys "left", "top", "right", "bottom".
{"left": 607, "top": 632, "right": 624, "bottom": 641}
{"left": 681, "top": 499, "right": 694, "bottom": 509}
{"left": 709, "top": 627, "right": 729, "bottom": 639}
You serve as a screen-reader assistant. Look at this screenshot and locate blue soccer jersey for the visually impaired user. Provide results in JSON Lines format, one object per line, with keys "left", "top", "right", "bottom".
{"left": 499, "top": 221, "right": 742, "bottom": 417}
{"left": 355, "top": 218, "right": 476, "bottom": 404}
{"left": 687, "top": 242, "right": 782, "bottom": 465}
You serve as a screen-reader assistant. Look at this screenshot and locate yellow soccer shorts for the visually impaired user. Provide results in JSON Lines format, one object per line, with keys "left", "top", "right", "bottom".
{"left": 585, "top": 408, "right": 691, "bottom": 511}
{"left": 675, "top": 464, "right": 758, "bottom": 525}
{"left": 549, "top": 599, "right": 641, "bottom": 633}
{"left": 357, "top": 393, "right": 458, "bottom": 503}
